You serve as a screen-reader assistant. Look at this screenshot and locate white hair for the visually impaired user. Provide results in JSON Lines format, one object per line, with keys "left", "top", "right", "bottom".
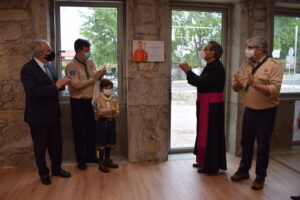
{"left": 247, "top": 36, "right": 268, "bottom": 54}
{"left": 32, "top": 39, "right": 50, "bottom": 57}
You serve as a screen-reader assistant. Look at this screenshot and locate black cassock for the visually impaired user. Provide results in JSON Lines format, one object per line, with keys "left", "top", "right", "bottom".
{"left": 186, "top": 59, "right": 227, "bottom": 172}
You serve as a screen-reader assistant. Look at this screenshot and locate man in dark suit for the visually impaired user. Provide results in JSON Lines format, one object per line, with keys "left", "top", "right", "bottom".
{"left": 21, "top": 39, "right": 71, "bottom": 185}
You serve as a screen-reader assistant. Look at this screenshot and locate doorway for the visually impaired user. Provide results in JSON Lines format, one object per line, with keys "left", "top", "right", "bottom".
{"left": 170, "top": 6, "right": 226, "bottom": 152}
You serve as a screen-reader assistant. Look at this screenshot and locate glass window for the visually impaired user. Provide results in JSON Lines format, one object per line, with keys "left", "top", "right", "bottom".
{"left": 58, "top": 6, "right": 119, "bottom": 96}
{"left": 273, "top": 15, "right": 300, "bottom": 93}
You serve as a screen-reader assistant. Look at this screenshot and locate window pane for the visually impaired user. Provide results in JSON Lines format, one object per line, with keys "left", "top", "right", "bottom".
{"left": 60, "top": 6, "right": 118, "bottom": 96}
{"left": 273, "top": 16, "right": 300, "bottom": 93}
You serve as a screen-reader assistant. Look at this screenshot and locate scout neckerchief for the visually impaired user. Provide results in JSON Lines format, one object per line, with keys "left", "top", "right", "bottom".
{"left": 244, "top": 55, "right": 269, "bottom": 91}
{"left": 251, "top": 55, "right": 269, "bottom": 75}
{"left": 75, "top": 56, "right": 90, "bottom": 79}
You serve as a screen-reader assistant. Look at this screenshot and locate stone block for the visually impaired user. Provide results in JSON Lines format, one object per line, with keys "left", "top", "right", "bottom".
{"left": 254, "top": 21, "right": 266, "bottom": 29}
{"left": 3, "top": 22, "right": 22, "bottom": 41}
{"left": 0, "top": 55, "right": 28, "bottom": 81}
{"left": 134, "top": 4, "right": 156, "bottom": 24}
{"left": 135, "top": 24, "right": 158, "bottom": 35}
{"left": 0, "top": 123, "right": 29, "bottom": 145}
{"left": 0, "top": 9, "right": 30, "bottom": 21}
{"left": 143, "top": 107, "right": 158, "bottom": 120}
{"left": 0, "top": 0, "right": 30, "bottom": 9}
{"left": 253, "top": 9, "right": 265, "bottom": 20}
{"left": 0, "top": 110, "right": 24, "bottom": 123}
{"left": 138, "top": 63, "right": 154, "bottom": 71}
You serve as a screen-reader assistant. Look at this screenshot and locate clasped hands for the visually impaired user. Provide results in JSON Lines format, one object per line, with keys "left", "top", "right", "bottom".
{"left": 179, "top": 62, "right": 191, "bottom": 73}
{"left": 234, "top": 71, "right": 255, "bottom": 86}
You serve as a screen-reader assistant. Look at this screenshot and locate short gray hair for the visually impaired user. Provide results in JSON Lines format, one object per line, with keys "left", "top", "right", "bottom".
{"left": 246, "top": 36, "right": 268, "bottom": 54}
{"left": 32, "top": 39, "right": 50, "bottom": 57}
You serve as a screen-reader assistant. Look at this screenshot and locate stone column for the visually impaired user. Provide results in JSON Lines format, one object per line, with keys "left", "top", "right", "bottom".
{"left": 226, "top": 0, "right": 276, "bottom": 156}
{"left": 0, "top": 0, "right": 49, "bottom": 167}
{"left": 126, "top": 0, "right": 171, "bottom": 162}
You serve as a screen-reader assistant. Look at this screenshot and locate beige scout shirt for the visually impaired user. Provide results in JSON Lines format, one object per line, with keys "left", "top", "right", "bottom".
{"left": 235, "top": 57, "right": 283, "bottom": 110}
{"left": 94, "top": 93, "right": 119, "bottom": 119}
{"left": 65, "top": 57, "right": 96, "bottom": 99}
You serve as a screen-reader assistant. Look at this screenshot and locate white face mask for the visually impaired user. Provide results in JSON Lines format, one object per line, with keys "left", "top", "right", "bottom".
{"left": 199, "top": 50, "right": 206, "bottom": 60}
{"left": 103, "top": 89, "right": 112, "bottom": 96}
{"left": 245, "top": 48, "right": 255, "bottom": 59}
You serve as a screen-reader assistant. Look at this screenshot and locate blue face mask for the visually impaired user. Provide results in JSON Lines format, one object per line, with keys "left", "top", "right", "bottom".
{"left": 84, "top": 52, "right": 91, "bottom": 60}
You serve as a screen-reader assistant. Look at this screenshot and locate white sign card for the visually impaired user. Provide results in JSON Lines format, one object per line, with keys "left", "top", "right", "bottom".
{"left": 132, "top": 40, "right": 164, "bottom": 62}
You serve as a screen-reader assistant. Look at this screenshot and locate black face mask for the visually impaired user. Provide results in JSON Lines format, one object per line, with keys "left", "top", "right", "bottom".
{"left": 45, "top": 51, "right": 55, "bottom": 61}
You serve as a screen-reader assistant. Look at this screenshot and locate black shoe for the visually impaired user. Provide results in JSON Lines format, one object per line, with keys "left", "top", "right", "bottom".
{"left": 193, "top": 163, "right": 201, "bottom": 168}
{"left": 99, "top": 161, "right": 109, "bottom": 173}
{"left": 52, "top": 169, "right": 71, "bottom": 178}
{"left": 78, "top": 163, "right": 87, "bottom": 170}
{"left": 291, "top": 195, "right": 300, "bottom": 200}
{"left": 40, "top": 174, "right": 51, "bottom": 185}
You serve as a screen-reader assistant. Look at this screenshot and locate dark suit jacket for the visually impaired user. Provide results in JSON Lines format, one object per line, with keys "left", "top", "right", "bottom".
{"left": 21, "top": 58, "right": 60, "bottom": 125}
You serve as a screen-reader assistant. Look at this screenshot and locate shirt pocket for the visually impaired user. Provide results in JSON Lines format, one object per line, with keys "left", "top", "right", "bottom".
{"left": 256, "top": 73, "right": 270, "bottom": 85}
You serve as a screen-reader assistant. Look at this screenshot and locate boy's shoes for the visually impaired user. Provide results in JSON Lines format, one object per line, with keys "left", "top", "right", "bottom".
{"left": 231, "top": 171, "right": 250, "bottom": 181}
{"left": 99, "top": 161, "right": 110, "bottom": 173}
{"left": 105, "top": 159, "right": 119, "bottom": 169}
{"left": 251, "top": 176, "right": 265, "bottom": 190}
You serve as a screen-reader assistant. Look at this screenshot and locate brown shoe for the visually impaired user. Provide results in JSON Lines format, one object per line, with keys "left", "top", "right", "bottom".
{"left": 251, "top": 176, "right": 265, "bottom": 190}
{"left": 99, "top": 161, "right": 110, "bottom": 173}
{"left": 105, "top": 159, "right": 119, "bottom": 168}
{"left": 231, "top": 171, "right": 250, "bottom": 182}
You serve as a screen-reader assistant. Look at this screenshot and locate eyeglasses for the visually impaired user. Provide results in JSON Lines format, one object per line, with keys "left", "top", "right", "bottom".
{"left": 247, "top": 45, "right": 259, "bottom": 49}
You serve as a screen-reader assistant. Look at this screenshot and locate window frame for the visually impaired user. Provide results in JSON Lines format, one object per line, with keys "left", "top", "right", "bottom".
{"left": 50, "top": 0, "right": 125, "bottom": 102}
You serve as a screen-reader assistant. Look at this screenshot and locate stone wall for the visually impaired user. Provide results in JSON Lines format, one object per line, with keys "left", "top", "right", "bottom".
{"left": 126, "top": 0, "right": 171, "bottom": 162}
{"left": 0, "top": 0, "right": 48, "bottom": 167}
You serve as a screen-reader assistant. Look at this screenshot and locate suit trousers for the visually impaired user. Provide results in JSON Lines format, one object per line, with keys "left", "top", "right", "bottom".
{"left": 29, "top": 120, "right": 62, "bottom": 176}
{"left": 238, "top": 106, "right": 277, "bottom": 178}
{"left": 70, "top": 98, "right": 97, "bottom": 165}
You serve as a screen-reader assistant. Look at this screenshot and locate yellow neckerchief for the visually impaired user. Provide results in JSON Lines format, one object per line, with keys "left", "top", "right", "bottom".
{"left": 101, "top": 92, "right": 112, "bottom": 109}
{"left": 101, "top": 92, "right": 112, "bottom": 101}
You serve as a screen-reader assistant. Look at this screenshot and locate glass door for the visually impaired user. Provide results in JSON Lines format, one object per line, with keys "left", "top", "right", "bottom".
{"left": 170, "top": 8, "right": 224, "bottom": 150}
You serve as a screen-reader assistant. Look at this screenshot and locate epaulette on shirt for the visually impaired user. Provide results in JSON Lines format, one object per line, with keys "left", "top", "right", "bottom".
{"left": 268, "top": 58, "right": 279, "bottom": 64}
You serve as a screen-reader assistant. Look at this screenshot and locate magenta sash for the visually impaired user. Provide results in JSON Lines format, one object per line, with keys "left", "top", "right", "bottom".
{"left": 196, "top": 92, "right": 224, "bottom": 167}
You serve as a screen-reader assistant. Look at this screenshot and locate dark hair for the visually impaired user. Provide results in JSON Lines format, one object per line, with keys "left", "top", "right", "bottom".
{"left": 208, "top": 40, "right": 223, "bottom": 59}
{"left": 74, "top": 38, "right": 91, "bottom": 52}
{"left": 100, "top": 79, "right": 113, "bottom": 89}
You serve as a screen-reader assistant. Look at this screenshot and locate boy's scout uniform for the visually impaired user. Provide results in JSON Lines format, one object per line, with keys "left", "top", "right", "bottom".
{"left": 65, "top": 57, "right": 98, "bottom": 166}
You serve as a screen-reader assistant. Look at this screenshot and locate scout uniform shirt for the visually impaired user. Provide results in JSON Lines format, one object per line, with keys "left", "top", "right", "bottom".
{"left": 65, "top": 57, "right": 97, "bottom": 99}
{"left": 236, "top": 57, "right": 283, "bottom": 110}
{"left": 94, "top": 93, "right": 119, "bottom": 119}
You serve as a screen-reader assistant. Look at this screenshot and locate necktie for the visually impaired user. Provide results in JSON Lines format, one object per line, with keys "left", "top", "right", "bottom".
{"left": 44, "top": 64, "right": 53, "bottom": 83}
